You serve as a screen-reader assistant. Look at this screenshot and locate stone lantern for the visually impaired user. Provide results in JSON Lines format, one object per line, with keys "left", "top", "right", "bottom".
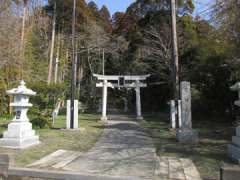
{"left": 228, "top": 82, "right": 240, "bottom": 163}
{"left": 0, "top": 80, "right": 40, "bottom": 149}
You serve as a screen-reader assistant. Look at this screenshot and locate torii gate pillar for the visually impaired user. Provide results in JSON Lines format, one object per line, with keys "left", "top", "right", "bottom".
{"left": 101, "top": 80, "right": 108, "bottom": 122}
{"left": 135, "top": 80, "right": 143, "bottom": 120}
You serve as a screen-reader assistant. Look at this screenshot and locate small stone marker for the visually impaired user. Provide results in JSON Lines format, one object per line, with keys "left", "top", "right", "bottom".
{"left": 228, "top": 82, "right": 240, "bottom": 163}
{"left": 0, "top": 80, "right": 40, "bottom": 149}
{"left": 177, "top": 81, "right": 198, "bottom": 142}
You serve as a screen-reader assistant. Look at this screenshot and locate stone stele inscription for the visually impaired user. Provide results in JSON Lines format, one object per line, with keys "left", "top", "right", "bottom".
{"left": 180, "top": 81, "right": 192, "bottom": 129}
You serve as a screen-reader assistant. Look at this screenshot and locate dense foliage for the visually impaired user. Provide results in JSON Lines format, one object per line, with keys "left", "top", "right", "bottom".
{"left": 0, "top": 0, "right": 239, "bottom": 120}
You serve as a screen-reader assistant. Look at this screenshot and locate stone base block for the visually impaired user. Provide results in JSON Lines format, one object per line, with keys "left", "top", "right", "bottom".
{"left": 100, "top": 116, "right": 108, "bottom": 122}
{"left": 3, "top": 121, "right": 35, "bottom": 138}
{"left": 0, "top": 135, "right": 40, "bottom": 149}
{"left": 236, "top": 126, "right": 240, "bottom": 137}
{"left": 62, "top": 127, "right": 86, "bottom": 131}
{"left": 221, "top": 164, "right": 240, "bottom": 180}
{"left": 176, "top": 129, "right": 199, "bottom": 143}
{"left": 228, "top": 144, "right": 240, "bottom": 163}
{"left": 232, "top": 136, "right": 240, "bottom": 147}
{"left": 136, "top": 116, "right": 144, "bottom": 120}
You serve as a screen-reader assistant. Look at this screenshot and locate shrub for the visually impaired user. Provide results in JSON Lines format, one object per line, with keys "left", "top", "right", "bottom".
{"left": 27, "top": 82, "right": 67, "bottom": 128}
{"left": 31, "top": 115, "right": 51, "bottom": 129}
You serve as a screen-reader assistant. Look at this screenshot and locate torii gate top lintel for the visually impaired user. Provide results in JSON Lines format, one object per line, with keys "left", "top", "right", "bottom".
{"left": 93, "top": 74, "right": 150, "bottom": 81}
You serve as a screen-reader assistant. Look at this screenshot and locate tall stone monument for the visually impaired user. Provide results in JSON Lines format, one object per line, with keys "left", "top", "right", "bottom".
{"left": 228, "top": 82, "right": 240, "bottom": 163}
{"left": 0, "top": 80, "right": 40, "bottom": 149}
{"left": 177, "top": 81, "right": 198, "bottom": 142}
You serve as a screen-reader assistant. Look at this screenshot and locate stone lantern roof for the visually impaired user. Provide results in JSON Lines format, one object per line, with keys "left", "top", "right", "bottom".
{"left": 6, "top": 80, "right": 36, "bottom": 96}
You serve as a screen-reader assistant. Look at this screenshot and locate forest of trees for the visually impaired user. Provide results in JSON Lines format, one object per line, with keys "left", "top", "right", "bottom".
{"left": 0, "top": 0, "right": 239, "bottom": 120}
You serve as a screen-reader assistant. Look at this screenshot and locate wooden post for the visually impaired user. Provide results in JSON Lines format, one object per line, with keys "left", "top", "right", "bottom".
{"left": 70, "top": 0, "right": 77, "bottom": 129}
{"left": 171, "top": 0, "right": 180, "bottom": 127}
{"left": 171, "top": 0, "right": 180, "bottom": 101}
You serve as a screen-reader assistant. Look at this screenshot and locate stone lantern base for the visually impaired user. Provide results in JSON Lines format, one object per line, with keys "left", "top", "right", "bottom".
{"left": 176, "top": 128, "right": 199, "bottom": 143}
{"left": 0, "top": 121, "right": 40, "bottom": 149}
{"left": 228, "top": 126, "right": 240, "bottom": 163}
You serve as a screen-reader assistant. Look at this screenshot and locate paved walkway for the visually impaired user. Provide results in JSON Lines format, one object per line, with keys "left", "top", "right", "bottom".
{"left": 64, "top": 120, "right": 157, "bottom": 179}
{"left": 28, "top": 116, "right": 202, "bottom": 179}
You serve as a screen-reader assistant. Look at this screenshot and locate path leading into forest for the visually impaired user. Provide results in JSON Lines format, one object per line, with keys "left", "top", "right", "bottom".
{"left": 29, "top": 115, "right": 202, "bottom": 180}
{"left": 64, "top": 118, "right": 157, "bottom": 179}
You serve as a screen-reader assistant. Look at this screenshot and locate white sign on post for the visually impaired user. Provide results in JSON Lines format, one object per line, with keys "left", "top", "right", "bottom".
{"left": 66, "top": 100, "right": 79, "bottom": 129}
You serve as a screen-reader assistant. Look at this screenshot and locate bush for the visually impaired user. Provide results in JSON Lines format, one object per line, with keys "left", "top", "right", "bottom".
{"left": 29, "top": 82, "right": 66, "bottom": 116}
{"left": 31, "top": 115, "right": 51, "bottom": 129}
{"left": 27, "top": 82, "right": 67, "bottom": 129}
{"left": 0, "top": 84, "right": 8, "bottom": 115}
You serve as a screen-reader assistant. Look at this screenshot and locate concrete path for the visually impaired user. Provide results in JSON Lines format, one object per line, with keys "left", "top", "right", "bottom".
{"left": 64, "top": 120, "right": 157, "bottom": 179}
{"left": 155, "top": 157, "right": 201, "bottom": 180}
{"left": 27, "top": 116, "right": 202, "bottom": 180}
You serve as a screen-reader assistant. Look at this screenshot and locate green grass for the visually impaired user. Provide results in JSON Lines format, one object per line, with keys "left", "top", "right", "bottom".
{"left": 141, "top": 113, "right": 236, "bottom": 179}
{"left": 0, "top": 113, "right": 236, "bottom": 179}
{"left": 0, "top": 114, "right": 103, "bottom": 167}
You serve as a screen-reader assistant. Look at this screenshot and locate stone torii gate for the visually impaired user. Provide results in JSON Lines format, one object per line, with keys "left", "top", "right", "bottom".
{"left": 93, "top": 74, "right": 150, "bottom": 121}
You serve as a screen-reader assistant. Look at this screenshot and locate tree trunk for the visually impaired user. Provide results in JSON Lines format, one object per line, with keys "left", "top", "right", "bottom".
{"left": 19, "top": 0, "right": 28, "bottom": 80}
{"left": 5, "top": 65, "right": 12, "bottom": 115}
{"left": 102, "top": 49, "right": 105, "bottom": 75}
{"left": 77, "top": 56, "right": 83, "bottom": 98}
{"left": 48, "top": 1, "right": 56, "bottom": 84}
{"left": 70, "top": 0, "right": 77, "bottom": 129}
{"left": 54, "top": 33, "right": 60, "bottom": 84}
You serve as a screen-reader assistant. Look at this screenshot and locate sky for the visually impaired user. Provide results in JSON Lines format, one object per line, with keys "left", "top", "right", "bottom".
{"left": 86, "top": 0, "right": 135, "bottom": 15}
{"left": 193, "top": 0, "right": 215, "bottom": 18}
{"left": 87, "top": 0, "right": 214, "bottom": 18}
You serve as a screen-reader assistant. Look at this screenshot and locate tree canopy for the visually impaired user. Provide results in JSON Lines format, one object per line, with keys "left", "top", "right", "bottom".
{"left": 0, "top": 0, "right": 239, "bottom": 118}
